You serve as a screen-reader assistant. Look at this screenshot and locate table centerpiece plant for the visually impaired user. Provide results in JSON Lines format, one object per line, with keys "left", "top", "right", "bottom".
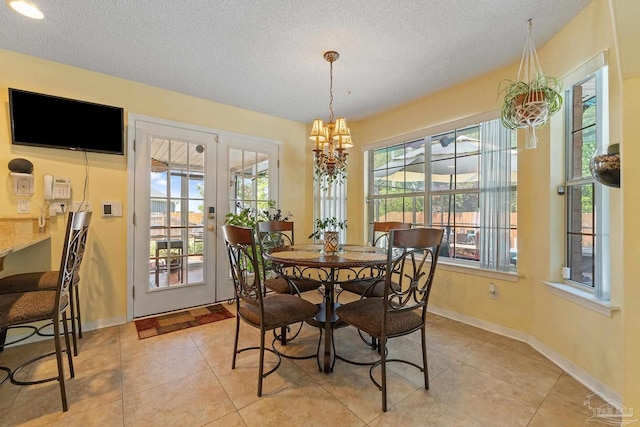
{"left": 308, "top": 217, "right": 347, "bottom": 254}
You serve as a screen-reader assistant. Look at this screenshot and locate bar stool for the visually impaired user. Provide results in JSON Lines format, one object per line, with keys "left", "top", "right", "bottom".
{"left": 0, "top": 211, "right": 91, "bottom": 412}
{"left": 0, "top": 212, "right": 90, "bottom": 356}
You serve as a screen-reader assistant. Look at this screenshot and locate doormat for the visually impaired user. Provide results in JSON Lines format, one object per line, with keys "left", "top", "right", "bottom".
{"left": 134, "top": 304, "right": 235, "bottom": 339}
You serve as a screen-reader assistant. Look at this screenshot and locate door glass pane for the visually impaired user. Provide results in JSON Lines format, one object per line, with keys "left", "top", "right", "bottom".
{"left": 228, "top": 147, "right": 272, "bottom": 225}
{"left": 149, "top": 137, "right": 206, "bottom": 288}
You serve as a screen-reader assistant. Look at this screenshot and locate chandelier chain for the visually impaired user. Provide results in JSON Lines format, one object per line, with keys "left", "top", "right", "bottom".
{"left": 329, "top": 60, "right": 334, "bottom": 123}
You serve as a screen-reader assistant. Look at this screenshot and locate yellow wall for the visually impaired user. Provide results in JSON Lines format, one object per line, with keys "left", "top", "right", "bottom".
{"left": 622, "top": 75, "right": 640, "bottom": 414}
{"left": 352, "top": 0, "right": 626, "bottom": 398}
{"left": 0, "top": 48, "right": 309, "bottom": 323}
{"left": 2, "top": 0, "right": 637, "bottom": 408}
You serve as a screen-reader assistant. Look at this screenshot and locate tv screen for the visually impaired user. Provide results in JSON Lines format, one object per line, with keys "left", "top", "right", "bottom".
{"left": 9, "top": 88, "right": 125, "bottom": 155}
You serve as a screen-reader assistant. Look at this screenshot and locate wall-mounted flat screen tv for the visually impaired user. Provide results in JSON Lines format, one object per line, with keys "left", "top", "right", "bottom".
{"left": 9, "top": 88, "right": 125, "bottom": 155}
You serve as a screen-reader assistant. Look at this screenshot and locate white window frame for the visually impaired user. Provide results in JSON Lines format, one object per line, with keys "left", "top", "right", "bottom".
{"left": 563, "top": 59, "right": 610, "bottom": 300}
{"left": 365, "top": 117, "right": 517, "bottom": 273}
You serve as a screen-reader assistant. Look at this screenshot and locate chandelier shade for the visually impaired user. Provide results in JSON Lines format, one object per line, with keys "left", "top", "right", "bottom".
{"left": 309, "top": 51, "right": 352, "bottom": 179}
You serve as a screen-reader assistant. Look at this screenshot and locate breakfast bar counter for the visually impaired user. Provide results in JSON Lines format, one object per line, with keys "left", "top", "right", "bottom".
{"left": 0, "top": 218, "right": 50, "bottom": 271}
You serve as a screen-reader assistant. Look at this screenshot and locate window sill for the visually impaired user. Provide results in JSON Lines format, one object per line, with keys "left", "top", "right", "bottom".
{"left": 542, "top": 281, "right": 619, "bottom": 317}
{"left": 437, "top": 260, "right": 520, "bottom": 282}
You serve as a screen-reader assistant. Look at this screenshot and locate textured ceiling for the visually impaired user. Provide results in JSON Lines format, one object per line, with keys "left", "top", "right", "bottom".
{"left": 0, "top": 0, "right": 592, "bottom": 123}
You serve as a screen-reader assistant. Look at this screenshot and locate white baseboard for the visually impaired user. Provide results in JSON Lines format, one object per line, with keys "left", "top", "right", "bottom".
{"left": 3, "top": 316, "right": 127, "bottom": 349}
{"left": 427, "top": 305, "right": 622, "bottom": 410}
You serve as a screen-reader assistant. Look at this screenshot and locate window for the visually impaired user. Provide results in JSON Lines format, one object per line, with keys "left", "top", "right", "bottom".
{"left": 368, "top": 118, "right": 517, "bottom": 272}
{"left": 314, "top": 176, "right": 347, "bottom": 242}
{"left": 564, "top": 65, "right": 610, "bottom": 299}
{"left": 228, "top": 148, "right": 272, "bottom": 216}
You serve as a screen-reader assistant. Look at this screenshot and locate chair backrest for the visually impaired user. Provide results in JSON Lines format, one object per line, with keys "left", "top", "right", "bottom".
{"left": 372, "top": 221, "right": 412, "bottom": 248}
{"left": 258, "top": 221, "right": 294, "bottom": 247}
{"left": 222, "top": 225, "right": 265, "bottom": 311}
{"left": 57, "top": 211, "right": 92, "bottom": 316}
{"left": 257, "top": 221, "right": 294, "bottom": 281}
{"left": 383, "top": 228, "right": 443, "bottom": 323}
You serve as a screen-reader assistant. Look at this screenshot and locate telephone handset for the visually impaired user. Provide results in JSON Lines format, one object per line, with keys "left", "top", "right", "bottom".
{"left": 43, "top": 175, "right": 71, "bottom": 200}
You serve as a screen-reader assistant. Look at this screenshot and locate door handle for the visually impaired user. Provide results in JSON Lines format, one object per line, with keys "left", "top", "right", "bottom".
{"left": 207, "top": 225, "right": 215, "bottom": 232}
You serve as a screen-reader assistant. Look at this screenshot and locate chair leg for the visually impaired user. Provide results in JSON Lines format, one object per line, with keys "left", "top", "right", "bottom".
{"left": 279, "top": 327, "right": 287, "bottom": 346}
{"left": 258, "top": 331, "right": 265, "bottom": 397}
{"left": 381, "top": 337, "right": 387, "bottom": 412}
{"left": 421, "top": 326, "right": 429, "bottom": 390}
{"left": 232, "top": 315, "right": 240, "bottom": 369}
{"left": 0, "top": 327, "right": 7, "bottom": 352}
{"left": 53, "top": 315, "right": 69, "bottom": 412}
{"left": 62, "top": 312, "right": 75, "bottom": 379}
{"left": 75, "top": 283, "right": 83, "bottom": 339}
{"left": 69, "top": 285, "right": 78, "bottom": 356}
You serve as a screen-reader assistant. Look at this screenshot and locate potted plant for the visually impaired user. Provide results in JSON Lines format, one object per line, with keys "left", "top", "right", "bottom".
{"left": 308, "top": 217, "right": 347, "bottom": 254}
{"left": 499, "top": 74, "right": 563, "bottom": 130}
{"left": 497, "top": 19, "right": 563, "bottom": 149}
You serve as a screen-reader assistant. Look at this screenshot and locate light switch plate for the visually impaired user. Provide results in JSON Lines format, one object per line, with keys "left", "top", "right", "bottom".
{"left": 18, "top": 199, "right": 30, "bottom": 213}
{"left": 101, "top": 201, "right": 122, "bottom": 217}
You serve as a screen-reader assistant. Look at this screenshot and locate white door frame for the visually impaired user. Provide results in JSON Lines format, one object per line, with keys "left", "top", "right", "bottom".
{"left": 126, "top": 114, "right": 281, "bottom": 321}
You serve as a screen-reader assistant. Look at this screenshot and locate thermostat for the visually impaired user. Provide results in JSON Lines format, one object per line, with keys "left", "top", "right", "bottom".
{"left": 101, "top": 201, "right": 123, "bottom": 217}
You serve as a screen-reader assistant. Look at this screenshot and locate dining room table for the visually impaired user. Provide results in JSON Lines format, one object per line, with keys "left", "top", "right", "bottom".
{"left": 263, "top": 243, "right": 389, "bottom": 373}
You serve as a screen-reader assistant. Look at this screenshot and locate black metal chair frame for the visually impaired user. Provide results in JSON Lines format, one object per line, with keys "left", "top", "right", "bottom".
{"left": 222, "top": 225, "right": 318, "bottom": 397}
{"left": 0, "top": 221, "right": 89, "bottom": 357}
{"left": 34, "top": 221, "right": 89, "bottom": 356}
{"left": 257, "top": 220, "right": 322, "bottom": 346}
{"left": 335, "top": 227, "right": 443, "bottom": 412}
{"left": 339, "top": 221, "right": 412, "bottom": 348}
{"left": 0, "top": 211, "right": 91, "bottom": 412}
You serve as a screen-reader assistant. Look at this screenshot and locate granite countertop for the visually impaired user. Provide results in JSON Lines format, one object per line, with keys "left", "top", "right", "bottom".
{"left": 0, "top": 218, "right": 51, "bottom": 270}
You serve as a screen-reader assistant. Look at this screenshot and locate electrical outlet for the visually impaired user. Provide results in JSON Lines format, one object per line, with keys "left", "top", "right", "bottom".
{"left": 71, "top": 201, "right": 92, "bottom": 212}
{"left": 488, "top": 283, "right": 499, "bottom": 300}
{"left": 50, "top": 202, "right": 66, "bottom": 215}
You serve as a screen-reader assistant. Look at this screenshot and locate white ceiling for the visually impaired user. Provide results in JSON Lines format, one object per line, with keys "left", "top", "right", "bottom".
{"left": 0, "top": 0, "right": 592, "bottom": 123}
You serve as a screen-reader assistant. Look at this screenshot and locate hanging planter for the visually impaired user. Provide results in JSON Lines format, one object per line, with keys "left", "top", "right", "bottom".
{"left": 499, "top": 19, "right": 562, "bottom": 149}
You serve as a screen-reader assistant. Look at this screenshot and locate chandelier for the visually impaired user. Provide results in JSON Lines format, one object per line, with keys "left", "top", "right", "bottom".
{"left": 309, "top": 51, "right": 353, "bottom": 179}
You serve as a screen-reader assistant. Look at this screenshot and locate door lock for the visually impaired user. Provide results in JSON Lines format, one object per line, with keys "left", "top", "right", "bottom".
{"left": 207, "top": 225, "right": 215, "bottom": 232}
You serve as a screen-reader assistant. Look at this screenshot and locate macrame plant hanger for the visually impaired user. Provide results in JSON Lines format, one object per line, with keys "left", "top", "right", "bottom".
{"left": 514, "top": 19, "right": 550, "bottom": 149}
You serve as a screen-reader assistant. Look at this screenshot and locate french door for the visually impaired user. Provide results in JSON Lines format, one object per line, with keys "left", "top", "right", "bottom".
{"left": 130, "top": 117, "right": 279, "bottom": 318}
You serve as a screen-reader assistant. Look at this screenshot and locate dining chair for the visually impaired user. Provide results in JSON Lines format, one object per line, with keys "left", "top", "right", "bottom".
{"left": 339, "top": 221, "right": 412, "bottom": 299}
{"left": 222, "top": 225, "right": 319, "bottom": 397}
{"left": 335, "top": 227, "right": 444, "bottom": 412}
{"left": 257, "top": 220, "right": 322, "bottom": 344}
{"left": 257, "top": 220, "right": 322, "bottom": 296}
{"left": 0, "top": 211, "right": 92, "bottom": 412}
{"left": 0, "top": 213, "right": 90, "bottom": 356}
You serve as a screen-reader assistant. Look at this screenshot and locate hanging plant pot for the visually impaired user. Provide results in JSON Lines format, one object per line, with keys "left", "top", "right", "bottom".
{"left": 498, "top": 20, "right": 562, "bottom": 149}
{"left": 589, "top": 144, "right": 620, "bottom": 188}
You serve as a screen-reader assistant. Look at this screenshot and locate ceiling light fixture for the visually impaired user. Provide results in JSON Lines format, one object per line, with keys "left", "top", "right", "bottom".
{"left": 309, "top": 51, "right": 352, "bottom": 180}
{"left": 6, "top": 0, "right": 44, "bottom": 19}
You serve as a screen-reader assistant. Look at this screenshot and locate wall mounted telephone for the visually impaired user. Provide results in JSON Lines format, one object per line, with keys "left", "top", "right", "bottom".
{"left": 43, "top": 175, "right": 71, "bottom": 200}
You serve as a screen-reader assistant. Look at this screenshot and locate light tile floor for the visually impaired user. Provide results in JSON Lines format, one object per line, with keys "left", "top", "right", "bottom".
{"left": 0, "top": 293, "right": 620, "bottom": 426}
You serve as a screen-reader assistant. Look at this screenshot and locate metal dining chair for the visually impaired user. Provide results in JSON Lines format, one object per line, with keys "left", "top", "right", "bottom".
{"left": 336, "top": 227, "right": 444, "bottom": 412}
{"left": 257, "top": 220, "right": 323, "bottom": 344}
{"left": 0, "top": 213, "right": 90, "bottom": 356}
{"left": 339, "top": 221, "right": 412, "bottom": 299}
{"left": 257, "top": 220, "right": 322, "bottom": 296}
{"left": 222, "top": 225, "right": 319, "bottom": 397}
{"left": 0, "top": 211, "right": 91, "bottom": 412}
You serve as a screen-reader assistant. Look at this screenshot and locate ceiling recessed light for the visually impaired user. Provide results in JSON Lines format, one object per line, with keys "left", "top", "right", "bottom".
{"left": 6, "top": 0, "right": 44, "bottom": 20}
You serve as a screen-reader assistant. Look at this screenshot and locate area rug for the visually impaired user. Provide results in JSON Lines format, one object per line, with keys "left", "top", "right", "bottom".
{"left": 134, "top": 304, "right": 235, "bottom": 339}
